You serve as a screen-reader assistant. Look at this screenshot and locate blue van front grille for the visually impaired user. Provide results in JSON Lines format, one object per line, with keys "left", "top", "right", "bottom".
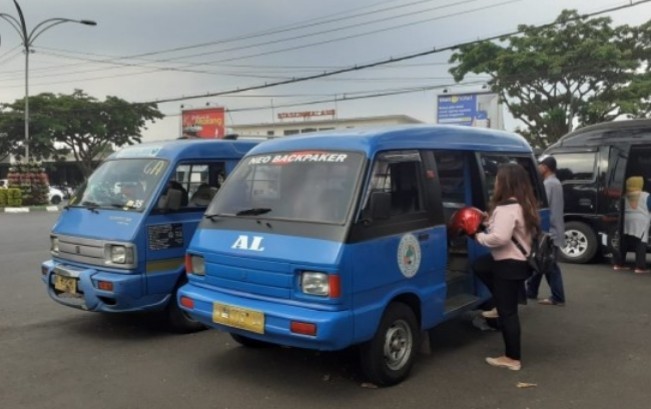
{"left": 204, "top": 253, "right": 294, "bottom": 299}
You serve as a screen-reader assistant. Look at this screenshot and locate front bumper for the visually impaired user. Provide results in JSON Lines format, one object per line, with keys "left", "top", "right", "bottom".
{"left": 41, "top": 260, "right": 170, "bottom": 313}
{"left": 178, "top": 283, "right": 354, "bottom": 351}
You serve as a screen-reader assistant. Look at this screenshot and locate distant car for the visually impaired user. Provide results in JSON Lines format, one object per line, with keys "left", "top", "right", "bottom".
{"left": 51, "top": 185, "right": 73, "bottom": 199}
{"left": 48, "top": 186, "right": 64, "bottom": 205}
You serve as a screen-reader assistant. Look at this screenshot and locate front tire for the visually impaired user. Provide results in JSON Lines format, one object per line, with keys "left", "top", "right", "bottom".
{"left": 50, "top": 195, "right": 62, "bottom": 205}
{"left": 560, "top": 221, "right": 598, "bottom": 264}
{"left": 360, "top": 302, "right": 419, "bottom": 387}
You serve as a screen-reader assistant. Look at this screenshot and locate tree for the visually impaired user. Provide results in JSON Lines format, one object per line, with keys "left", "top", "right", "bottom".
{"left": 449, "top": 10, "right": 651, "bottom": 147}
{"left": 0, "top": 90, "right": 164, "bottom": 177}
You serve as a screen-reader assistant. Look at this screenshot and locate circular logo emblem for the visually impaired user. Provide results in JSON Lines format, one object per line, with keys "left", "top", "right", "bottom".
{"left": 397, "top": 233, "right": 421, "bottom": 278}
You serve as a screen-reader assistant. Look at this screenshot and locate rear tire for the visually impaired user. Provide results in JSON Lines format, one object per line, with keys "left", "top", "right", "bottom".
{"left": 560, "top": 221, "right": 598, "bottom": 264}
{"left": 359, "top": 302, "right": 419, "bottom": 387}
{"left": 51, "top": 195, "right": 62, "bottom": 205}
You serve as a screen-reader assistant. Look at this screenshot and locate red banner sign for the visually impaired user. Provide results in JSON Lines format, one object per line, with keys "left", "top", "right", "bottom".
{"left": 182, "top": 107, "right": 225, "bottom": 139}
{"left": 278, "top": 109, "right": 335, "bottom": 120}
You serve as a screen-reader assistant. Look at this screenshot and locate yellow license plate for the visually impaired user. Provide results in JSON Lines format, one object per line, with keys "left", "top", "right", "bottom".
{"left": 54, "top": 275, "right": 77, "bottom": 294}
{"left": 213, "top": 303, "right": 265, "bottom": 334}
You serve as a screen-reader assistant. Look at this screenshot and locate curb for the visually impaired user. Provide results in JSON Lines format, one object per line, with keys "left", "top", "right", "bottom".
{"left": 1, "top": 206, "right": 60, "bottom": 213}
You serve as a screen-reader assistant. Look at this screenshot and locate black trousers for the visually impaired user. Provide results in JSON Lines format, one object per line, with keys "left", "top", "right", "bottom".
{"left": 613, "top": 234, "right": 647, "bottom": 270}
{"left": 473, "top": 254, "right": 530, "bottom": 360}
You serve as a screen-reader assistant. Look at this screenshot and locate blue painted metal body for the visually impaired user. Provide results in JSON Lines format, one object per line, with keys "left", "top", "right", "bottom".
{"left": 41, "top": 139, "right": 258, "bottom": 313}
{"left": 178, "top": 125, "right": 548, "bottom": 350}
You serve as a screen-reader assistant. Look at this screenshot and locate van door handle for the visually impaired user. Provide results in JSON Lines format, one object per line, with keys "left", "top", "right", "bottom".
{"left": 418, "top": 233, "right": 429, "bottom": 241}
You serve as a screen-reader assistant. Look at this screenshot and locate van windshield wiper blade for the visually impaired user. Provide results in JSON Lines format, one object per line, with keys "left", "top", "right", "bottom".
{"left": 81, "top": 201, "right": 100, "bottom": 213}
{"left": 204, "top": 213, "right": 224, "bottom": 221}
{"left": 235, "top": 208, "right": 272, "bottom": 216}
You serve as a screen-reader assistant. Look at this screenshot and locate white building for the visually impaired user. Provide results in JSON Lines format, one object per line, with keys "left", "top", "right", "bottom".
{"left": 231, "top": 114, "right": 423, "bottom": 138}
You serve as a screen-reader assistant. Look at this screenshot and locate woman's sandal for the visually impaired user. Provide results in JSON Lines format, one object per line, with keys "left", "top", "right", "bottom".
{"left": 613, "top": 265, "right": 629, "bottom": 271}
{"left": 634, "top": 269, "right": 650, "bottom": 274}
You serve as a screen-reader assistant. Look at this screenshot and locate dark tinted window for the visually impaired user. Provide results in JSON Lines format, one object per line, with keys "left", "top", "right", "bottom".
{"left": 362, "top": 151, "right": 424, "bottom": 217}
{"left": 480, "top": 154, "right": 543, "bottom": 205}
{"left": 433, "top": 151, "right": 465, "bottom": 205}
{"left": 554, "top": 152, "right": 597, "bottom": 182}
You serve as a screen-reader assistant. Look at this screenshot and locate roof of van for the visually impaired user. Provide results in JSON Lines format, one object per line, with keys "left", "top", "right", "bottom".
{"left": 549, "top": 119, "right": 651, "bottom": 148}
{"left": 107, "top": 138, "right": 260, "bottom": 160}
{"left": 247, "top": 125, "right": 532, "bottom": 156}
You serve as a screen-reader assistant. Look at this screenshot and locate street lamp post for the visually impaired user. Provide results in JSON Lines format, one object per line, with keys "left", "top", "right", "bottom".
{"left": 0, "top": 0, "right": 96, "bottom": 162}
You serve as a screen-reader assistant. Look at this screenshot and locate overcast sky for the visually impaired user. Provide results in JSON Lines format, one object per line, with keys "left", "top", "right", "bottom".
{"left": 1, "top": 0, "right": 649, "bottom": 141}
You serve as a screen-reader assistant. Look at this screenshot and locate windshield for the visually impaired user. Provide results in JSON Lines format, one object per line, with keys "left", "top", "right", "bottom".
{"left": 208, "top": 151, "right": 365, "bottom": 224}
{"left": 70, "top": 158, "right": 169, "bottom": 212}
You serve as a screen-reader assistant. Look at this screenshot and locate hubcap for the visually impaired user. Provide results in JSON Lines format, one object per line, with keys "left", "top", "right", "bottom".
{"left": 383, "top": 319, "right": 413, "bottom": 370}
{"left": 562, "top": 229, "right": 588, "bottom": 259}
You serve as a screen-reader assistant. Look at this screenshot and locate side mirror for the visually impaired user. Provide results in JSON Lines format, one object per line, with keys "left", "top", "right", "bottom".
{"left": 369, "top": 191, "right": 391, "bottom": 221}
{"left": 158, "top": 187, "right": 183, "bottom": 212}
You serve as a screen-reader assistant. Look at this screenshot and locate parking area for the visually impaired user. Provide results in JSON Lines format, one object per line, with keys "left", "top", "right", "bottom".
{"left": 1, "top": 211, "right": 650, "bottom": 409}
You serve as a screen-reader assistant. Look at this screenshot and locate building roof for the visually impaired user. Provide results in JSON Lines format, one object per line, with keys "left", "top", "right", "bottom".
{"left": 231, "top": 114, "right": 423, "bottom": 130}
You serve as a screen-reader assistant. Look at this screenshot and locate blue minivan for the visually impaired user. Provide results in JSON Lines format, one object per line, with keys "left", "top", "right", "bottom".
{"left": 41, "top": 138, "right": 258, "bottom": 332}
{"left": 178, "top": 125, "right": 548, "bottom": 384}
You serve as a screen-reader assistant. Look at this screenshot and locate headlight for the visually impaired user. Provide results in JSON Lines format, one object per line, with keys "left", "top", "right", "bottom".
{"left": 50, "top": 236, "right": 59, "bottom": 253}
{"left": 107, "top": 245, "right": 134, "bottom": 265}
{"left": 301, "top": 272, "right": 329, "bottom": 296}
{"left": 190, "top": 255, "right": 206, "bottom": 276}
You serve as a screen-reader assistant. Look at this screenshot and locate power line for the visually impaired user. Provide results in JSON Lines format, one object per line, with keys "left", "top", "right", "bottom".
{"left": 0, "top": 46, "right": 22, "bottom": 65}
{"left": 158, "top": 80, "right": 487, "bottom": 118}
{"left": 0, "top": 0, "right": 511, "bottom": 86}
{"left": 0, "top": 0, "right": 460, "bottom": 77}
{"left": 0, "top": 0, "right": 499, "bottom": 86}
{"left": 144, "top": 0, "right": 651, "bottom": 105}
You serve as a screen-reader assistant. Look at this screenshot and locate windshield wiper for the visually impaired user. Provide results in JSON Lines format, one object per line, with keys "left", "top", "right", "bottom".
{"left": 235, "top": 208, "right": 272, "bottom": 216}
{"left": 108, "top": 203, "right": 139, "bottom": 210}
{"left": 204, "top": 213, "right": 223, "bottom": 222}
{"left": 81, "top": 201, "right": 100, "bottom": 214}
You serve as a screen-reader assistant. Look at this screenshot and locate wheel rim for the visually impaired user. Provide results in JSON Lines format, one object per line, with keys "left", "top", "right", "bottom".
{"left": 383, "top": 319, "right": 413, "bottom": 371}
{"left": 562, "top": 229, "right": 588, "bottom": 259}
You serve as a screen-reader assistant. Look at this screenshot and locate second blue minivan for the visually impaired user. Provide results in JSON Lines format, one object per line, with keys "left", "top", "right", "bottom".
{"left": 41, "top": 138, "right": 258, "bottom": 332}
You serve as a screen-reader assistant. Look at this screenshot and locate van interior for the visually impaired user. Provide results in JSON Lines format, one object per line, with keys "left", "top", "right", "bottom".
{"left": 625, "top": 146, "right": 651, "bottom": 193}
{"left": 435, "top": 151, "right": 480, "bottom": 313}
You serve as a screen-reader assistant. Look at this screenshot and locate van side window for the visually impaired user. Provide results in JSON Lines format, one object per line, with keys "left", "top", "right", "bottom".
{"left": 432, "top": 151, "right": 466, "bottom": 219}
{"left": 480, "top": 154, "right": 543, "bottom": 205}
{"left": 364, "top": 151, "right": 424, "bottom": 217}
{"left": 554, "top": 152, "right": 597, "bottom": 182}
{"left": 163, "top": 162, "right": 226, "bottom": 209}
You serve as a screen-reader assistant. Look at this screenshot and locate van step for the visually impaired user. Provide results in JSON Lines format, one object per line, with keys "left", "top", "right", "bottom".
{"left": 448, "top": 254, "right": 468, "bottom": 272}
{"left": 445, "top": 270, "right": 467, "bottom": 283}
{"left": 444, "top": 294, "right": 480, "bottom": 314}
{"left": 446, "top": 270, "right": 472, "bottom": 298}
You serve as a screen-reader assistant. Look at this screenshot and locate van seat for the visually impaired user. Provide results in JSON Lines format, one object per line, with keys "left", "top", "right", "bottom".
{"left": 190, "top": 184, "right": 218, "bottom": 207}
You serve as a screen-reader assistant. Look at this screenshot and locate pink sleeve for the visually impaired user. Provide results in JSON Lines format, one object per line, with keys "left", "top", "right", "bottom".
{"left": 476, "top": 207, "right": 516, "bottom": 248}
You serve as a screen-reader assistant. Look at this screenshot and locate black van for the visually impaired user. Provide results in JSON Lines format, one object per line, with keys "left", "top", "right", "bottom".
{"left": 543, "top": 119, "right": 651, "bottom": 264}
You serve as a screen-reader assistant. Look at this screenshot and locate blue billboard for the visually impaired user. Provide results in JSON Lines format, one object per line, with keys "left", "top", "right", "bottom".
{"left": 437, "top": 94, "right": 477, "bottom": 126}
{"left": 436, "top": 92, "right": 499, "bottom": 128}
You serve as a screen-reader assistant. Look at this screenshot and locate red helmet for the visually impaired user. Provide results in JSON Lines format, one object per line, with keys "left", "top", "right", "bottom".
{"left": 448, "top": 206, "right": 485, "bottom": 238}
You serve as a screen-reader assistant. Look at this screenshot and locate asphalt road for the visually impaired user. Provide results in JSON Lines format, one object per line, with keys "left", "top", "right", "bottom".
{"left": 1, "top": 212, "right": 651, "bottom": 409}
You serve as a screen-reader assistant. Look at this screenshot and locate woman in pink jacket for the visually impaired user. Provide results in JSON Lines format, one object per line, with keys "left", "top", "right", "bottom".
{"left": 473, "top": 163, "right": 540, "bottom": 371}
